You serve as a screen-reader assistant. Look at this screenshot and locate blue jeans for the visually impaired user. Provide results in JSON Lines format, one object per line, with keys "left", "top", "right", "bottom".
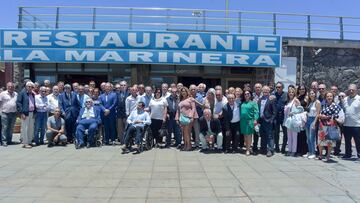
{"left": 167, "top": 119, "right": 181, "bottom": 146}
{"left": 1, "top": 112, "right": 16, "bottom": 144}
{"left": 34, "top": 112, "right": 48, "bottom": 144}
{"left": 305, "top": 116, "right": 316, "bottom": 155}
{"left": 124, "top": 125, "right": 144, "bottom": 146}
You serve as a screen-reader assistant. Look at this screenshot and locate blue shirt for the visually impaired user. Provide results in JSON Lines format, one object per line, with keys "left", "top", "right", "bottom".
{"left": 195, "top": 92, "right": 205, "bottom": 117}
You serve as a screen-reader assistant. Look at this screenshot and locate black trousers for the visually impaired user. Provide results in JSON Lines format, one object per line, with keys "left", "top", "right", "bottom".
{"left": 274, "top": 119, "right": 287, "bottom": 151}
{"left": 151, "top": 119, "right": 163, "bottom": 144}
{"left": 343, "top": 126, "right": 360, "bottom": 158}
{"left": 225, "top": 122, "right": 240, "bottom": 151}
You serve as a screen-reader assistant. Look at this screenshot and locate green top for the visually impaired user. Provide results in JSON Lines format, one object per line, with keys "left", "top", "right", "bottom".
{"left": 240, "top": 101, "right": 259, "bottom": 135}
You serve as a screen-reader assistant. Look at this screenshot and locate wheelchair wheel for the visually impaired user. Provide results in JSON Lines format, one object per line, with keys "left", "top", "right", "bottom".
{"left": 143, "top": 127, "right": 154, "bottom": 151}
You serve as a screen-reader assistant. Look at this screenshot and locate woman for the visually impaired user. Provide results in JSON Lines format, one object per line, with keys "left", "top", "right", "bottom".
{"left": 149, "top": 88, "right": 168, "bottom": 147}
{"left": 176, "top": 87, "right": 196, "bottom": 151}
{"left": 317, "top": 92, "right": 344, "bottom": 161}
{"left": 303, "top": 89, "right": 321, "bottom": 159}
{"left": 283, "top": 87, "right": 301, "bottom": 156}
{"left": 240, "top": 90, "right": 259, "bottom": 156}
{"left": 297, "top": 85, "right": 308, "bottom": 156}
{"left": 204, "top": 88, "right": 216, "bottom": 115}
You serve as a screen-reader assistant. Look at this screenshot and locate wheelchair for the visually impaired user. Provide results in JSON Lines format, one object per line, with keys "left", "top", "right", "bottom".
{"left": 74, "top": 124, "right": 102, "bottom": 148}
{"left": 123, "top": 124, "right": 154, "bottom": 153}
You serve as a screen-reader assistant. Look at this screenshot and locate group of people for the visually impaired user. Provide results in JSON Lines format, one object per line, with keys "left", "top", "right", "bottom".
{"left": 0, "top": 79, "right": 359, "bottom": 161}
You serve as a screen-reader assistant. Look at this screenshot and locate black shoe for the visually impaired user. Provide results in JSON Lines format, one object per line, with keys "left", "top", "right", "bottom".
{"left": 342, "top": 155, "right": 352, "bottom": 159}
{"left": 86, "top": 143, "right": 91, "bottom": 148}
{"left": 47, "top": 143, "right": 54, "bottom": 148}
{"left": 266, "top": 151, "right": 273, "bottom": 157}
{"left": 40, "top": 141, "right": 44, "bottom": 145}
{"left": 2, "top": 143, "right": 7, "bottom": 147}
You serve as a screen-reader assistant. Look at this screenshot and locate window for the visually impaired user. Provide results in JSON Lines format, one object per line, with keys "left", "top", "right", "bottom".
{"left": 204, "top": 66, "right": 221, "bottom": 74}
{"left": 33, "top": 63, "right": 56, "bottom": 72}
{"left": 57, "top": 63, "right": 82, "bottom": 72}
{"left": 84, "top": 63, "right": 108, "bottom": 72}
{"left": 150, "top": 65, "right": 175, "bottom": 74}
{"left": 176, "top": 65, "right": 200, "bottom": 74}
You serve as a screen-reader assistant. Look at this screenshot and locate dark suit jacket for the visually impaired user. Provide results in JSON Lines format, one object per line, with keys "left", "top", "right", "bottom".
{"left": 77, "top": 106, "right": 102, "bottom": 125}
{"left": 16, "top": 88, "right": 36, "bottom": 116}
{"left": 199, "top": 116, "right": 222, "bottom": 135}
{"left": 100, "top": 92, "right": 118, "bottom": 117}
{"left": 222, "top": 103, "right": 240, "bottom": 131}
{"left": 116, "top": 90, "right": 129, "bottom": 119}
{"left": 59, "top": 91, "right": 80, "bottom": 119}
{"left": 258, "top": 96, "right": 277, "bottom": 123}
{"left": 166, "top": 95, "right": 179, "bottom": 120}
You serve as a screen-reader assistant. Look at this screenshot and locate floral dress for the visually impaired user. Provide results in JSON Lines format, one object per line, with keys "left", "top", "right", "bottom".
{"left": 318, "top": 103, "right": 342, "bottom": 147}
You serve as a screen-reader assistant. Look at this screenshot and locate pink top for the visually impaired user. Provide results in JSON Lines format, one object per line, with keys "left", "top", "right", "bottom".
{"left": 176, "top": 97, "right": 196, "bottom": 120}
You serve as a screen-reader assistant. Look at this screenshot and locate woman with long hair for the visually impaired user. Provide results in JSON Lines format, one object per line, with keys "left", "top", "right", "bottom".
{"left": 240, "top": 90, "right": 259, "bottom": 156}
{"left": 204, "top": 88, "right": 216, "bottom": 115}
{"left": 283, "top": 87, "right": 301, "bottom": 156}
{"left": 317, "top": 91, "right": 344, "bottom": 161}
{"left": 176, "top": 87, "right": 196, "bottom": 151}
{"left": 149, "top": 88, "right": 168, "bottom": 147}
{"left": 303, "top": 89, "right": 321, "bottom": 159}
{"left": 296, "top": 85, "right": 309, "bottom": 156}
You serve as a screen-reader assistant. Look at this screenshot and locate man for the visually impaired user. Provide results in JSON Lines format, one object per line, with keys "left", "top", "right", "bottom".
{"left": 199, "top": 108, "right": 223, "bottom": 151}
{"left": 190, "top": 84, "right": 202, "bottom": 148}
{"left": 75, "top": 98, "right": 101, "bottom": 149}
{"left": 342, "top": 84, "right": 360, "bottom": 159}
{"left": 222, "top": 94, "right": 240, "bottom": 153}
{"left": 77, "top": 85, "right": 90, "bottom": 108}
{"left": 125, "top": 86, "right": 140, "bottom": 117}
{"left": 273, "top": 82, "right": 287, "bottom": 153}
{"left": 92, "top": 88, "right": 101, "bottom": 107}
{"left": 197, "top": 83, "right": 207, "bottom": 98}
{"left": 160, "top": 83, "right": 170, "bottom": 98}
{"left": 0, "top": 82, "right": 18, "bottom": 146}
{"left": 116, "top": 81, "right": 129, "bottom": 144}
{"left": 44, "top": 80, "right": 51, "bottom": 88}
{"left": 16, "top": 81, "right": 36, "bottom": 148}
{"left": 166, "top": 87, "right": 181, "bottom": 148}
{"left": 311, "top": 81, "right": 319, "bottom": 95}
{"left": 252, "top": 83, "right": 263, "bottom": 153}
{"left": 100, "top": 82, "right": 118, "bottom": 145}
{"left": 84, "top": 84, "right": 90, "bottom": 95}
{"left": 34, "top": 86, "right": 50, "bottom": 145}
{"left": 57, "top": 81, "right": 65, "bottom": 94}
{"left": 100, "top": 82, "right": 106, "bottom": 93}
{"left": 138, "top": 84, "right": 145, "bottom": 97}
{"left": 89, "top": 80, "right": 96, "bottom": 89}
{"left": 46, "top": 107, "right": 67, "bottom": 147}
{"left": 331, "top": 85, "right": 340, "bottom": 104}
{"left": 72, "top": 82, "right": 79, "bottom": 94}
{"left": 123, "top": 102, "right": 151, "bottom": 152}
{"left": 59, "top": 84, "right": 80, "bottom": 143}
{"left": 258, "top": 86, "right": 277, "bottom": 157}
{"left": 47, "top": 85, "right": 60, "bottom": 115}
{"left": 214, "top": 89, "right": 227, "bottom": 149}
{"left": 318, "top": 83, "right": 327, "bottom": 106}
{"left": 140, "top": 86, "right": 153, "bottom": 109}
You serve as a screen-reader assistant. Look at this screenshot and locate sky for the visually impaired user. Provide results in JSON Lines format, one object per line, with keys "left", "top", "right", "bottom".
{"left": 1, "top": 0, "right": 360, "bottom": 28}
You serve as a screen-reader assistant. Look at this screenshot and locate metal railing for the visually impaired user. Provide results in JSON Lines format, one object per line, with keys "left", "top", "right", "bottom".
{"left": 17, "top": 6, "right": 360, "bottom": 40}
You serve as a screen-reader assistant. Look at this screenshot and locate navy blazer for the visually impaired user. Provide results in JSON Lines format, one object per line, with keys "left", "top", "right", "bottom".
{"left": 116, "top": 90, "right": 129, "bottom": 119}
{"left": 100, "top": 92, "right": 118, "bottom": 116}
{"left": 258, "top": 96, "right": 277, "bottom": 123}
{"left": 77, "top": 106, "right": 102, "bottom": 125}
{"left": 16, "top": 88, "right": 36, "bottom": 116}
{"left": 59, "top": 91, "right": 80, "bottom": 118}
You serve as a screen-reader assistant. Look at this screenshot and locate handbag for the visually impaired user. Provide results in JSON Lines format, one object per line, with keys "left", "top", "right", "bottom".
{"left": 325, "top": 126, "right": 341, "bottom": 141}
{"left": 179, "top": 113, "right": 191, "bottom": 125}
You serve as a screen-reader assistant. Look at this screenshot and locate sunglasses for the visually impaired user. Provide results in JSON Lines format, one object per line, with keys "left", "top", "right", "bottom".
{"left": 85, "top": 101, "right": 92, "bottom": 103}
{"left": 276, "top": 86, "right": 282, "bottom": 89}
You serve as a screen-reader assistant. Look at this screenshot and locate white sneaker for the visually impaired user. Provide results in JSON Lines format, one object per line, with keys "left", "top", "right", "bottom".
{"left": 302, "top": 153, "right": 309, "bottom": 158}
{"left": 308, "top": 154, "right": 316, "bottom": 159}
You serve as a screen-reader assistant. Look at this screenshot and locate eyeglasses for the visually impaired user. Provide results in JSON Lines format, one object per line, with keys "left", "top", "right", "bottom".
{"left": 276, "top": 86, "right": 282, "bottom": 89}
{"left": 300, "top": 88, "right": 305, "bottom": 91}
{"left": 245, "top": 93, "right": 251, "bottom": 95}
{"left": 339, "top": 95, "right": 345, "bottom": 98}
{"left": 85, "top": 101, "right": 92, "bottom": 103}
{"left": 319, "top": 88, "right": 325, "bottom": 90}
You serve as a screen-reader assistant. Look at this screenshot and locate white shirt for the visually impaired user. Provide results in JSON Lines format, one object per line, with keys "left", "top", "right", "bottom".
{"left": 47, "top": 93, "right": 59, "bottom": 113}
{"left": 214, "top": 96, "right": 228, "bottom": 115}
{"left": 82, "top": 107, "right": 95, "bottom": 119}
{"left": 35, "top": 94, "right": 49, "bottom": 113}
{"left": 230, "top": 104, "right": 240, "bottom": 123}
{"left": 343, "top": 95, "right": 360, "bottom": 127}
{"left": 149, "top": 97, "right": 168, "bottom": 120}
{"left": 260, "top": 99, "right": 267, "bottom": 118}
{"left": 125, "top": 95, "right": 140, "bottom": 116}
{"left": 0, "top": 90, "right": 18, "bottom": 114}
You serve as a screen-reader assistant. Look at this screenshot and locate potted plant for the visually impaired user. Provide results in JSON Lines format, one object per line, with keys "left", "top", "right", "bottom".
{"left": 13, "top": 117, "right": 21, "bottom": 133}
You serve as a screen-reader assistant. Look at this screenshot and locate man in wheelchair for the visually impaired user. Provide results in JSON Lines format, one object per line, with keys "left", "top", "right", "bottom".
{"left": 122, "top": 101, "right": 151, "bottom": 152}
{"left": 75, "top": 98, "right": 102, "bottom": 149}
